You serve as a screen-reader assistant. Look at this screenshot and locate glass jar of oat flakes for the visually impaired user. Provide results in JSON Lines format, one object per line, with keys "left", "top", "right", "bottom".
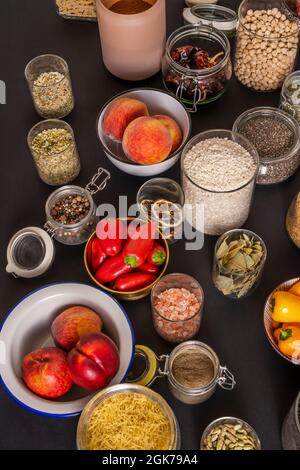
{"left": 234, "top": 0, "right": 299, "bottom": 92}
{"left": 25, "top": 54, "right": 75, "bottom": 119}
{"left": 27, "top": 119, "right": 80, "bottom": 186}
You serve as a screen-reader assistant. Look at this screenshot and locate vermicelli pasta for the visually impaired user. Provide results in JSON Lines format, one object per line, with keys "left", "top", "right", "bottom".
{"left": 86, "top": 392, "right": 172, "bottom": 450}
{"left": 56, "top": 0, "right": 97, "bottom": 18}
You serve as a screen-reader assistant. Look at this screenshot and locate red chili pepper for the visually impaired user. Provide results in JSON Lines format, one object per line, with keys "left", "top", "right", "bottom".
{"left": 95, "top": 254, "right": 132, "bottom": 284}
{"left": 90, "top": 237, "right": 107, "bottom": 273}
{"left": 147, "top": 242, "right": 166, "bottom": 266}
{"left": 96, "top": 218, "right": 126, "bottom": 257}
{"left": 114, "top": 273, "right": 157, "bottom": 292}
{"left": 138, "top": 263, "right": 160, "bottom": 275}
{"left": 123, "top": 222, "right": 156, "bottom": 268}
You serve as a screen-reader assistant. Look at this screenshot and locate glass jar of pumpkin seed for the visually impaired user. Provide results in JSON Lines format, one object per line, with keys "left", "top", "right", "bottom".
{"left": 212, "top": 229, "right": 267, "bottom": 299}
{"left": 27, "top": 119, "right": 80, "bottom": 186}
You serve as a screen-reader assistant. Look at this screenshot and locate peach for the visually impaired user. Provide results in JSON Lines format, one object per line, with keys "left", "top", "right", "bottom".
{"left": 22, "top": 347, "right": 72, "bottom": 399}
{"left": 122, "top": 116, "right": 173, "bottom": 165}
{"left": 51, "top": 306, "right": 103, "bottom": 351}
{"left": 103, "top": 98, "right": 149, "bottom": 141}
{"left": 154, "top": 115, "right": 183, "bottom": 153}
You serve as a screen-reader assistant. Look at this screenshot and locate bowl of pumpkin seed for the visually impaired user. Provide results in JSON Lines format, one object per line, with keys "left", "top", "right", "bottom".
{"left": 200, "top": 416, "right": 261, "bottom": 450}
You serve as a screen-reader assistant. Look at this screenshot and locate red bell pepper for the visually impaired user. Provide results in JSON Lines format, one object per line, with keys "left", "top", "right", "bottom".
{"left": 114, "top": 272, "right": 156, "bottom": 292}
{"left": 123, "top": 222, "right": 156, "bottom": 268}
{"left": 147, "top": 242, "right": 167, "bottom": 266}
{"left": 95, "top": 254, "right": 132, "bottom": 284}
{"left": 90, "top": 237, "right": 107, "bottom": 273}
{"left": 96, "top": 218, "right": 126, "bottom": 257}
{"left": 138, "top": 263, "right": 160, "bottom": 275}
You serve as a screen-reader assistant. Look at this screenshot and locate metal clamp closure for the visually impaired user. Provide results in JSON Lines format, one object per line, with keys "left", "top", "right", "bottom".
{"left": 217, "top": 366, "right": 236, "bottom": 390}
{"left": 85, "top": 167, "right": 110, "bottom": 196}
{"left": 157, "top": 354, "right": 169, "bottom": 378}
{"left": 44, "top": 221, "right": 57, "bottom": 238}
{"left": 176, "top": 75, "right": 202, "bottom": 113}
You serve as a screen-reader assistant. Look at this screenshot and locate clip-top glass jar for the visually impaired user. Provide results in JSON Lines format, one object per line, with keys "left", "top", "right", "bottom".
{"left": 234, "top": 0, "right": 299, "bottom": 92}
{"left": 5, "top": 168, "right": 110, "bottom": 278}
{"left": 127, "top": 342, "right": 236, "bottom": 405}
{"left": 162, "top": 24, "right": 232, "bottom": 112}
{"left": 280, "top": 71, "right": 300, "bottom": 124}
{"left": 183, "top": 4, "right": 238, "bottom": 38}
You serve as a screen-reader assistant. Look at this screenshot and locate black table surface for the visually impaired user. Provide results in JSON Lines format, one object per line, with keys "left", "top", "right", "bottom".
{"left": 1, "top": 0, "right": 300, "bottom": 451}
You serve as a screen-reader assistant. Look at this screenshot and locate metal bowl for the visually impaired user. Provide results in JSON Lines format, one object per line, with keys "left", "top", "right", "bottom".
{"left": 84, "top": 218, "right": 170, "bottom": 301}
{"left": 263, "top": 277, "right": 300, "bottom": 366}
{"left": 76, "top": 383, "right": 180, "bottom": 450}
{"left": 96, "top": 88, "right": 191, "bottom": 177}
{"left": 200, "top": 416, "right": 261, "bottom": 450}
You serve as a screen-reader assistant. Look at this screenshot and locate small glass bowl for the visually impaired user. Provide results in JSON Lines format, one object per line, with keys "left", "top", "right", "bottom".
{"left": 151, "top": 273, "right": 204, "bottom": 343}
{"left": 76, "top": 383, "right": 181, "bottom": 450}
{"left": 200, "top": 416, "right": 261, "bottom": 450}
{"left": 233, "top": 107, "right": 300, "bottom": 185}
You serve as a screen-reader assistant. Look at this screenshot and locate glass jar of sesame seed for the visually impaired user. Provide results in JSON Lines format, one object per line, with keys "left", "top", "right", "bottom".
{"left": 27, "top": 119, "right": 80, "bottom": 186}
{"left": 25, "top": 54, "right": 75, "bottom": 119}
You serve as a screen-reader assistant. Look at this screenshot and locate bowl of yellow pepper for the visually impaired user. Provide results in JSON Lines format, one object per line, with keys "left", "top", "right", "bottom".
{"left": 264, "top": 278, "right": 300, "bottom": 365}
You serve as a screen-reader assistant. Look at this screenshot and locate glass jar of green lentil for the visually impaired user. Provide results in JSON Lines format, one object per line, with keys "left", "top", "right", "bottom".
{"left": 27, "top": 119, "right": 81, "bottom": 186}
{"left": 233, "top": 107, "right": 300, "bottom": 185}
{"left": 280, "top": 71, "right": 300, "bottom": 124}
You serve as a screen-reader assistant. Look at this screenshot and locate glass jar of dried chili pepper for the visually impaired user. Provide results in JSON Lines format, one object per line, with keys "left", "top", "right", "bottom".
{"left": 162, "top": 24, "right": 232, "bottom": 112}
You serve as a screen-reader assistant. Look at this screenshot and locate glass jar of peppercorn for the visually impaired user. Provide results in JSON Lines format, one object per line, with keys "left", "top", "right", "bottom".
{"left": 162, "top": 24, "right": 232, "bottom": 112}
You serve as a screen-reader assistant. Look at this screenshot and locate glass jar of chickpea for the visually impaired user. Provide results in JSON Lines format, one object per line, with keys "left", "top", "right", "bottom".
{"left": 234, "top": 0, "right": 299, "bottom": 92}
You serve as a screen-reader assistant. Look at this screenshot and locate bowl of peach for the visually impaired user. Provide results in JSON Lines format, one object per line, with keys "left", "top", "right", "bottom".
{"left": 0, "top": 283, "right": 134, "bottom": 417}
{"left": 97, "top": 88, "right": 191, "bottom": 177}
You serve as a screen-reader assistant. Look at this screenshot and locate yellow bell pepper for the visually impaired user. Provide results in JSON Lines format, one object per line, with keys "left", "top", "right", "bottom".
{"left": 289, "top": 281, "right": 300, "bottom": 297}
{"left": 278, "top": 325, "right": 300, "bottom": 360}
{"left": 271, "top": 291, "right": 300, "bottom": 323}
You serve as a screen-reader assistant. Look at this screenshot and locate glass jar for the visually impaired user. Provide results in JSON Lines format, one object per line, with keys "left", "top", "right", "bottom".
{"left": 55, "top": 0, "right": 97, "bottom": 21}
{"left": 127, "top": 342, "right": 235, "bottom": 405}
{"left": 286, "top": 192, "right": 300, "bottom": 248}
{"left": 234, "top": 0, "right": 299, "bottom": 92}
{"left": 137, "top": 178, "right": 185, "bottom": 244}
{"left": 212, "top": 229, "right": 267, "bottom": 299}
{"left": 200, "top": 417, "right": 261, "bottom": 450}
{"left": 151, "top": 273, "right": 203, "bottom": 343}
{"left": 233, "top": 107, "right": 300, "bottom": 185}
{"left": 25, "top": 54, "right": 74, "bottom": 119}
{"left": 27, "top": 119, "right": 80, "bottom": 186}
{"left": 280, "top": 71, "right": 300, "bottom": 124}
{"left": 181, "top": 130, "right": 259, "bottom": 236}
{"left": 183, "top": 4, "right": 238, "bottom": 38}
{"left": 76, "top": 383, "right": 181, "bottom": 450}
{"left": 162, "top": 24, "right": 232, "bottom": 111}
{"left": 282, "top": 391, "right": 300, "bottom": 450}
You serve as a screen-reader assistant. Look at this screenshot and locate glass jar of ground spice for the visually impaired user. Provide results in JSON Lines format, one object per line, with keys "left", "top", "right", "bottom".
{"left": 162, "top": 24, "right": 232, "bottom": 111}
{"left": 127, "top": 342, "right": 236, "bottom": 405}
{"left": 151, "top": 273, "right": 203, "bottom": 343}
{"left": 44, "top": 168, "right": 110, "bottom": 245}
{"left": 27, "top": 120, "right": 80, "bottom": 186}
{"left": 286, "top": 192, "right": 300, "bottom": 249}
{"left": 233, "top": 107, "right": 300, "bottom": 185}
{"left": 25, "top": 54, "right": 74, "bottom": 119}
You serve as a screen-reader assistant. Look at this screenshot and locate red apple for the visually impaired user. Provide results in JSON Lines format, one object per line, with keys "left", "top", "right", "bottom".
{"left": 51, "top": 306, "right": 103, "bottom": 351}
{"left": 67, "top": 333, "right": 120, "bottom": 390}
{"left": 22, "top": 347, "right": 72, "bottom": 399}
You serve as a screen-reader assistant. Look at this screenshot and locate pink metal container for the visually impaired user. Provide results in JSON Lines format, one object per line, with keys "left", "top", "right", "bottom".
{"left": 96, "top": 0, "right": 166, "bottom": 81}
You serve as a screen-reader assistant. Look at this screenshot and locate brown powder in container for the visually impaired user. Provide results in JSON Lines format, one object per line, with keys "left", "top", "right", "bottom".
{"left": 172, "top": 348, "right": 215, "bottom": 389}
{"left": 109, "top": 0, "right": 154, "bottom": 14}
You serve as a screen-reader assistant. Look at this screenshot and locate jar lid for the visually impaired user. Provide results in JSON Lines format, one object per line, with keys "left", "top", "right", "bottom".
{"left": 183, "top": 4, "right": 238, "bottom": 34}
{"left": 126, "top": 345, "right": 169, "bottom": 387}
{"left": 6, "top": 227, "right": 55, "bottom": 279}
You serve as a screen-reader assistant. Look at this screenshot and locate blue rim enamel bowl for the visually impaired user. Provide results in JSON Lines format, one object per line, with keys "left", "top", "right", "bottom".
{"left": 0, "top": 283, "right": 135, "bottom": 418}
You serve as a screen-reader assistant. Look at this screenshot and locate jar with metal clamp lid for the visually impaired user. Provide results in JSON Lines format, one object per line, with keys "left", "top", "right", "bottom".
{"left": 183, "top": 4, "right": 238, "bottom": 38}
{"left": 5, "top": 168, "right": 110, "bottom": 278}
{"left": 127, "top": 342, "right": 236, "bottom": 405}
{"left": 162, "top": 24, "right": 232, "bottom": 112}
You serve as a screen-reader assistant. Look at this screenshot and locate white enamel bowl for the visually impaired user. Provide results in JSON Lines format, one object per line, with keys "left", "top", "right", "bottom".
{"left": 0, "top": 283, "right": 134, "bottom": 417}
{"left": 96, "top": 88, "right": 191, "bottom": 177}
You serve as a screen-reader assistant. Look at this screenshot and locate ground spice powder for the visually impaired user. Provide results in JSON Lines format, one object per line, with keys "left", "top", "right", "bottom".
{"left": 109, "top": 0, "right": 154, "bottom": 14}
{"left": 172, "top": 349, "right": 215, "bottom": 389}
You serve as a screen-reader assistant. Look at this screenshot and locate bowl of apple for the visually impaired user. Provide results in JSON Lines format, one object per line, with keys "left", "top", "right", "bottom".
{"left": 0, "top": 283, "right": 134, "bottom": 417}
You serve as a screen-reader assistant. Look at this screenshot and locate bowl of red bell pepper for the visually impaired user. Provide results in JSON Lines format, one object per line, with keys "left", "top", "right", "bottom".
{"left": 84, "top": 218, "right": 169, "bottom": 301}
